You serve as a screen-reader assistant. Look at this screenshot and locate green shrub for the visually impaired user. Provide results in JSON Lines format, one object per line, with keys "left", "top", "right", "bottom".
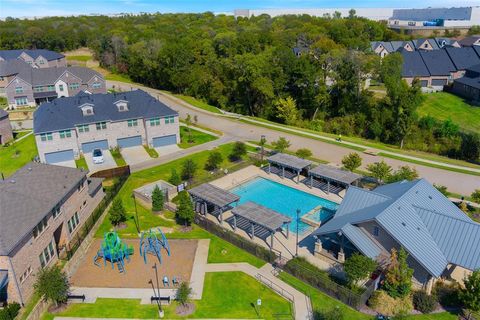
{"left": 433, "top": 281, "right": 461, "bottom": 308}
{"left": 318, "top": 306, "right": 344, "bottom": 320}
{"left": 151, "top": 185, "right": 164, "bottom": 212}
{"left": 0, "top": 302, "right": 21, "bottom": 320}
{"left": 368, "top": 290, "right": 413, "bottom": 316}
{"left": 34, "top": 266, "right": 69, "bottom": 306}
{"left": 413, "top": 290, "right": 437, "bottom": 314}
{"left": 108, "top": 198, "right": 126, "bottom": 226}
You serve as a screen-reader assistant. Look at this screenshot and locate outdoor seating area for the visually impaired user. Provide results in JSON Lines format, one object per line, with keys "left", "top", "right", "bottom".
{"left": 266, "top": 153, "right": 312, "bottom": 183}
{"left": 188, "top": 183, "right": 240, "bottom": 223}
{"left": 227, "top": 201, "right": 292, "bottom": 248}
{"left": 307, "top": 164, "right": 361, "bottom": 194}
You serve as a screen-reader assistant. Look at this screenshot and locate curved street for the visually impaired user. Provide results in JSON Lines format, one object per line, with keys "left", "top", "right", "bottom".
{"left": 108, "top": 81, "right": 480, "bottom": 196}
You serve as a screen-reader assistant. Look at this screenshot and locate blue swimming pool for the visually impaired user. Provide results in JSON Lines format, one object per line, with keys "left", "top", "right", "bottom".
{"left": 230, "top": 177, "right": 338, "bottom": 234}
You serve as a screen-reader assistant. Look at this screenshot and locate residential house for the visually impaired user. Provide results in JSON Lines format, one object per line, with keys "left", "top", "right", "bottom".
{"left": 413, "top": 38, "right": 439, "bottom": 51}
{"left": 434, "top": 38, "right": 461, "bottom": 48}
{"left": 0, "top": 109, "right": 13, "bottom": 145}
{"left": 418, "top": 49, "right": 456, "bottom": 88}
{"left": 445, "top": 46, "right": 480, "bottom": 78}
{"left": 0, "top": 162, "right": 104, "bottom": 304}
{"left": 452, "top": 64, "right": 480, "bottom": 103}
{"left": 33, "top": 89, "right": 180, "bottom": 165}
{"left": 458, "top": 35, "right": 480, "bottom": 47}
{"left": 2, "top": 61, "right": 105, "bottom": 108}
{"left": 312, "top": 179, "right": 480, "bottom": 293}
{"left": 401, "top": 51, "right": 431, "bottom": 87}
{"left": 0, "top": 49, "right": 66, "bottom": 68}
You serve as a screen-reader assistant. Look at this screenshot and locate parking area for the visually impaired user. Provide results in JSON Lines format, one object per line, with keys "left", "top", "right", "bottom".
{"left": 155, "top": 144, "right": 180, "bottom": 157}
{"left": 84, "top": 149, "right": 117, "bottom": 172}
{"left": 120, "top": 146, "right": 150, "bottom": 165}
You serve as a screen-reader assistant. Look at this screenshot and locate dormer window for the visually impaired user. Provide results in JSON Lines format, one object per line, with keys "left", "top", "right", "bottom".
{"left": 79, "top": 103, "right": 94, "bottom": 116}
{"left": 115, "top": 100, "right": 129, "bottom": 112}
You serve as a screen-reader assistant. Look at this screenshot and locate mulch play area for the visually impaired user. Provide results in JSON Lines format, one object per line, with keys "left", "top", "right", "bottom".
{"left": 70, "top": 239, "right": 198, "bottom": 288}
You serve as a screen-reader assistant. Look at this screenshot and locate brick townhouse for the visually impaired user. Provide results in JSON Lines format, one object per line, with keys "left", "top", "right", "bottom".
{"left": 0, "top": 49, "right": 66, "bottom": 69}
{"left": 0, "top": 162, "right": 104, "bottom": 304}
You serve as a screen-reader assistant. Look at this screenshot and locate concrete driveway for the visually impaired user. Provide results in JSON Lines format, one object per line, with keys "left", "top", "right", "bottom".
{"left": 155, "top": 144, "right": 181, "bottom": 157}
{"left": 51, "top": 160, "right": 76, "bottom": 168}
{"left": 120, "top": 146, "right": 150, "bottom": 165}
{"left": 84, "top": 150, "right": 117, "bottom": 172}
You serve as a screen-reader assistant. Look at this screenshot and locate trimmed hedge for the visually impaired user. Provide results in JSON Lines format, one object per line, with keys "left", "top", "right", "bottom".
{"left": 413, "top": 290, "right": 437, "bottom": 314}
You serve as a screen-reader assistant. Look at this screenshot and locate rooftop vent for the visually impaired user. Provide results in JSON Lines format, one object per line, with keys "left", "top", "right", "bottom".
{"left": 401, "top": 222, "right": 406, "bottom": 227}
{"left": 428, "top": 195, "right": 433, "bottom": 199}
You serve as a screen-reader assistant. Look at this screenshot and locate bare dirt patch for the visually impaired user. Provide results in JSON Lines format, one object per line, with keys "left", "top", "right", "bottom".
{"left": 70, "top": 239, "right": 198, "bottom": 288}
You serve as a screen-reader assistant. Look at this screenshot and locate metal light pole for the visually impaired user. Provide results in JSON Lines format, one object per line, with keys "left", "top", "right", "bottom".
{"left": 296, "top": 209, "right": 300, "bottom": 257}
{"left": 260, "top": 135, "right": 266, "bottom": 161}
{"left": 132, "top": 193, "right": 140, "bottom": 233}
{"left": 152, "top": 263, "right": 162, "bottom": 312}
{"left": 148, "top": 279, "right": 163, "bottom": 318}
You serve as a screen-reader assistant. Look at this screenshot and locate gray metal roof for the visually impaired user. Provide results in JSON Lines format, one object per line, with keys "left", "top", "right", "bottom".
{"left": 231, "top": 201, "right": 291, "bottom": 232}
{"left": 402, "top": 51, "right": 430, "bottom": 77}
{"left": 313, "top": 179, "right": 479, "bottom": 277}
{"left": 34, "top": 89, "right": 178, "bottom": 134}
{"left": 188, "top": 183, "right": 240, "bottom": 208}
{"left": 419, "top": 50, "right": 456, "bottom": 76}
{"left": 267, "top": 153, "right": 312, "bottom": 171}
{"left": 341, "top": 224, "right": 383, "bottom": 259}
{"left": 445, "top": 47, "right": 480, "bottom": 71}
{"left": 0, "top": 49, "right": 64, "bottom": 61}
{"left": 391, "top": 7, "right": 473, "bottom": 21}
{"left": 0, "top": 162, "right": 86, "bottom": 255}
{"left": 309, "top": 164, "right": 361, "bottom": 185}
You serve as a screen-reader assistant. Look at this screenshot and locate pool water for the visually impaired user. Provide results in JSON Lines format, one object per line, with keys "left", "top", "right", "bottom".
{"left": 230, "top": 177, "right": 338, "bottom": 234}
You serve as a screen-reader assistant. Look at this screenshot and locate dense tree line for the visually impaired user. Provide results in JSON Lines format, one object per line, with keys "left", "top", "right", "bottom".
{"left": 1, "top": 13, "right": 478, "bottom": 163}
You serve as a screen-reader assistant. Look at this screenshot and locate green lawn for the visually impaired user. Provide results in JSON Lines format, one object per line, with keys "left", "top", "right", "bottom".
{"left": 278, "top": 272, "right": 458, "bottom": 320}
{"left": 0, "top": 134, "right": 38, "bottom": 177}
{"left": 75, "top": 156, "right": 88, "bottom": 170}
{"left": 42, "top": 272, "right": 290, "bottom": 319}
{"left": 418, "top": 92, "right": 480, "bottom": 134}
{"left": 95, "top": 142, "right": 264, "bottom": 267}
{"left": 179, "top": 126, "right": 217, "bottom": 149}
{"left": 143, "top": 145, "right": 159, "bottom": 158}
{"left": 66, "top": 55, "right": 91, "bottom": 62}
{"left": 105, "top": 73, "right": 134, "bottom": 84}
{"left": 110, "top": 148, "right": 127, "bottom": 166}
{"left": 173, "top": 93, "right": 223, "bottom": 114}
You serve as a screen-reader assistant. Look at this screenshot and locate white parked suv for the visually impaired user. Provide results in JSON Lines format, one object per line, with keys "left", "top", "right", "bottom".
{"left": 92, "top": 148, "right": 104, "bottom": 164}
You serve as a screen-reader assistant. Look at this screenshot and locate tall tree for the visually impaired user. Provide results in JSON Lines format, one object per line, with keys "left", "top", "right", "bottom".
{"left": 367, "top": 161, "right": 392, "bottom": 184}
{"left": 342, "top": 152, "right": 362, "bottom": 172}
{"left": 181, "top": 159, "right": 198, "bottom": 182}
{"left": 151, "top": 185, "right": 164, "bottom": 212}
{"left": 272, "top": 137, "right": 291, "bottom": 153}
{"left": 275, "top": 96, "right": 300, "bottom": 125}
{"left": 383, "top": 247, "right": 413, "bottom": 298}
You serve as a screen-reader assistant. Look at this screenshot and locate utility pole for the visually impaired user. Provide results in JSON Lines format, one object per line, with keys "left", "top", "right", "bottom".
{"left": 296, "top": 209, "right": 300, "bottom": 257}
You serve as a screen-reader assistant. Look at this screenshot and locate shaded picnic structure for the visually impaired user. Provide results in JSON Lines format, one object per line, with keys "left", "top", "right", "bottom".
{"left": 188, "top": 183, "right": 240, "bottom": 223}
{"left": 266, "top": 153, "right": 312, "bottom": 182}
{"left": 228, "top": 201, "right": 292, "bottom": 248}
{"left": 307, "top": 164, "right": 362, "bottom": 194}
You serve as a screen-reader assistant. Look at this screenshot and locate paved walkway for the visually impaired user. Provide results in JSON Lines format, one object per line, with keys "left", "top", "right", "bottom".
{"left": 107, "top": 80, "right": 480, "bottom": 195}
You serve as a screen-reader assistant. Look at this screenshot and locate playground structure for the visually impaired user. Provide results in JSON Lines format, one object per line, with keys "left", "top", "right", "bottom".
{"left": 93, "top": 232, "right": 134, "bottom": 273}
{"left": 139, "top": 228, "right": 171, "bottom": 265}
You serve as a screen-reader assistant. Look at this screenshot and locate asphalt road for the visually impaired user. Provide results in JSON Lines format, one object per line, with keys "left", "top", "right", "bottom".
{"left": 108, "top": 81, "right": 480, "bottom": 196}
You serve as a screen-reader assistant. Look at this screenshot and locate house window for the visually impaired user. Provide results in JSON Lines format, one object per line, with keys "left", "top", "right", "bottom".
{"left": 127, "top": 119, "right": 138, "bottom": 127}
{"left": 67, "top": 212, "right": 80, "bottom": 234}
{"left": 15, "top": 86, "right": 24, "bottom": 94}
{"left": 47, "top": 85, "right": 55, "bottom": 91}
{"left": 92, "top": 82, "right": 102, "bottom": 89}
{"left": 39, "top": 240, "right": 55, "bottom": 268}
{"left": 39, "top": 59, "right": 45, "bottom": 65}
{"left": 33, "top": 86, "right": 44, "bottom": 92}
{"left": 19, "top": 266, "right": 32, "bottom": 284}
{"left": 40, "top": 132, "right": 53, "bottom": 141}
{"left": 59, "top": 84, "right": 64, "bottom": 92}
{"left": 150, "top": 117, "right": 160, "bottom": 126}
{"left": 52, "top": 205, "right": 61, "bottom": 219}
{"left": 0, "top": 76, "right": 4, "bottom": 81}
{"left": 96, "top": 122, "right": 107, "bottom": 130}
{"left": 165, "top": 116, "right": 175, "bottom": 124}
{"left": 33, "top": 217, "right": 48, "bottom": 239}
{"left": 77, "top": 124, "right": 90, "bottom": 133}
{"left": 68, "top": 83, "right": 80, "bottom": 90}
{"left": 373, "top": 226, "right": 380, "bottom": 237}
{"left": 59, "top": 130, "right": 72, "bottom": 139}
{"left": 15, "top": 97, "right": 28, "bottom": 106}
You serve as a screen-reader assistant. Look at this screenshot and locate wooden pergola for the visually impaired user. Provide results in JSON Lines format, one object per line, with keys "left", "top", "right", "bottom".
{"left": 230, "top": 201, "right": 292, "bottom": 248}
{"left": 188, "top": 183, "right": 240, "bottom": 224}
{"left": 267, "top": 153, "right": 312, "bottom": 183}
{"left": 308, "top": 164, "right": 362, "bottom": 194}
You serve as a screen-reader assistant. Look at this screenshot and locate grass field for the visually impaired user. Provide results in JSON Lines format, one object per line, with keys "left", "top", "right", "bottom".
{"left": 179, "top": 126, "right": 217, "bottom": 149}
{"left": 173, "top": 93, "right": 223, "bottom": 114}
{"left": 75, "top": 156, "right": 88, "bottom": 170}
{"left": 66, "top": 55, "right": 91, "bottom": 62}
{"left": 417, "top": 92, "right": 480, "bottom": 134}
{"left": 143, "top": 145, "right": 159, "bottom": 158}
{"left": 42, "top": 272, "right": 290, "bottom": 320}
{"left": 0, "top": 134, "right": 38, "bottom": 177}
{"left": 110, "top": 148, "right": 127, "bottom": 166}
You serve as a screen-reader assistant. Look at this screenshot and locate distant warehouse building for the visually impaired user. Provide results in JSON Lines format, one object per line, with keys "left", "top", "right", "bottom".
{"left": 234, "top": 8, "right": 394, "bottom": 21}
{"left": 388, "top": 6, "right": 480, "bottom": 34}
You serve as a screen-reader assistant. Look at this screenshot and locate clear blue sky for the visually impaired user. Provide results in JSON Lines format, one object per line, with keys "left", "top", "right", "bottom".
{"left": 0, "top": 0, "right": 477, "bottom": 18}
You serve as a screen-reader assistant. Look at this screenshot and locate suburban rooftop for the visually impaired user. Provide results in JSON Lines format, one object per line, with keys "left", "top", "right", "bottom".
{"left": 0, "top": 162, "right": 87, "bottom": 255}
{"left": 0, "top": 49, "right": 65, "bottom": 61}
{"left": 33, "top": 89, "right": 179, "bottom": 134}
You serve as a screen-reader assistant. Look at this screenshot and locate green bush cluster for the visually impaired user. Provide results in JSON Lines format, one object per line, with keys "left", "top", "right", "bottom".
{"left": 412, "top": 290, "right": 437, "bottom": 314}
{"left": 0, "top": 303, "right": 20, "bottom": 320}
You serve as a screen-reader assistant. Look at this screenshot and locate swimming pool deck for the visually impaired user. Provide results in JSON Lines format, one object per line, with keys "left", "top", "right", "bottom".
{"left": 207, "top": 165, "right": 344, "bottom": 272}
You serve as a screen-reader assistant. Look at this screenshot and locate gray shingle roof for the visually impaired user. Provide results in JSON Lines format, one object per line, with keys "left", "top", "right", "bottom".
{"left": 33, "top": 89, "right": 178, "bottom": 134}
{"left": 0, "top": 59, "right": 31, "bottom": 77}
{"left": 459, "top": 36, "right": 480, "bottom": 47}
{"left": 313, "top": 179, "right": 479, "bottom": 277}
{"left": 13, "top": 66, "right": 102, "bottom": 87}
{"left": 0, "top": 49, "right": 64, "bottom": 61}
{"left": 454, "top": 75, "right": 480, "bottom": 90}
{"left": 0, "top": 162, "right": 86, "bottom": 255}
{"left": 267, "top": 153, "right": 312, "bottom": 171}
{"left": 445, "top": 47, "right": 480, "bottom": 71}
{"left": 420, "top": 50, "right": 456, "bottom": 76}
{"left": 401, "top": 51, "right": 430, "bottom": 77}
